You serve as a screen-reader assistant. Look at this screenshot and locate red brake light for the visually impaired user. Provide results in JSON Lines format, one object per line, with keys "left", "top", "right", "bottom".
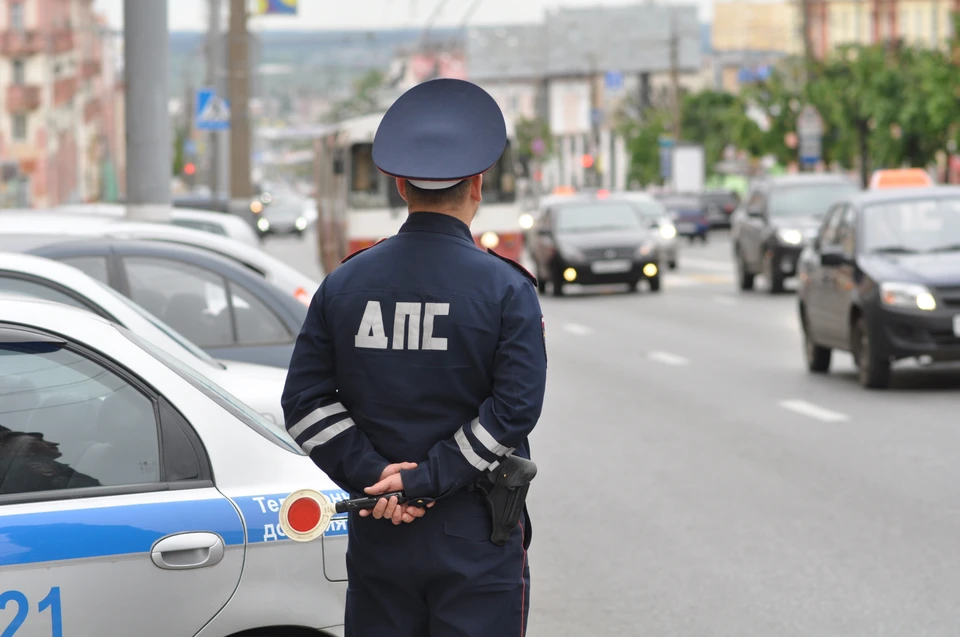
{"left": 596, "top": 189, "right": 610, "bottom": 199}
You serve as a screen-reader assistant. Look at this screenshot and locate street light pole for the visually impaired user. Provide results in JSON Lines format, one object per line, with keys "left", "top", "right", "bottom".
{"left": 123, "top": 0, "right": 171, "bottom": 220}
{"left": 227, "top": 0, "right": 253, "bottom": 217}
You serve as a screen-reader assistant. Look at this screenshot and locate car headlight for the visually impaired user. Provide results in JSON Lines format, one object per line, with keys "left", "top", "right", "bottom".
{"left": 519, "top": 213, "right": 534, "bottom": 230}
{"left": 777, "top": 228, "right": 804, "bottom": 245}
{"left": 659, "top": 223, "right": 677, "bottom": 239}
{"left": 257, "top": 217, "right": 270, "bottom": 231}
{"left": 295, "top": 216, "right": 307, "bottom": 230}
{"left": 880, "top": 282, "right": 937, "bottom": 310}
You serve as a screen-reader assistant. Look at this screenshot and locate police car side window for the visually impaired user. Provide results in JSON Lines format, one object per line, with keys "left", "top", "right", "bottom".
{"left": 124, "top": 257, "right": 234, "bottom": 348}
{"left": 59, "top": 256, "right": 110, "bottom": 284}
{"left": 0, "top": 274, "right": 94, "bottom": 312}
{"left": 0, "top": 341, "right": 161, "bottom": 498}
{"left": 229, "top": 281, "right": 292, "bottom": 345}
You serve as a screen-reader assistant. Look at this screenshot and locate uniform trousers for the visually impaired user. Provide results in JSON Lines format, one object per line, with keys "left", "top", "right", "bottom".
{"left": 344, "top": 489, "right": 530, "bottom": 637}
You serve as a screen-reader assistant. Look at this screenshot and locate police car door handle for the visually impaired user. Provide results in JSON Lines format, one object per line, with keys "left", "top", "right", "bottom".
{"left": 150, "top": 532, "right": 225, "bottom": 571}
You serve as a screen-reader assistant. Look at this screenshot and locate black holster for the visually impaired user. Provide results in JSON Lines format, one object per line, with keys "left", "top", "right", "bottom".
{"left": 470, "top": 455, "right": 537, "bottom": 546}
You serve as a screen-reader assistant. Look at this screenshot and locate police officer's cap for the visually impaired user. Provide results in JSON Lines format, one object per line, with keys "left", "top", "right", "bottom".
{"left": 373, "top": 78, "right": 506, "bottom": 190}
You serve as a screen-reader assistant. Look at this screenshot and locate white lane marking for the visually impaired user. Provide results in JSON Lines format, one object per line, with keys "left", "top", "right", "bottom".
{"left": 648, "top": 351, "right": 690, "bottom": 366}
{"left": 778, "top": 399, "right": 850, "bottom": 423}
{"left": 712, "top": 295, "right": 739, "bottom": 306}
{"left": 562, "top": 323, "right": 594, "bottom": 336}
{"left": 677, "top": 257, "right": 735, "bottom": 273}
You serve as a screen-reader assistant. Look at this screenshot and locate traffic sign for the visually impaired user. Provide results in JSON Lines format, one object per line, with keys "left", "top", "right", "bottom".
{"left": 796, "top": 104, "right": 823, "bottom": 164}
{"left": 195, "top": 88, "right": 230, "bottom": 131}
{"left": 605, "top": 71, "right": 624, "bottom": 92}
{"left": 659, "top": 136, "right": 674, "bottom": 180}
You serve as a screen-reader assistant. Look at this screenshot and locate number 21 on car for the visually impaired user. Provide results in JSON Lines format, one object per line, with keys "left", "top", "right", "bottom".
{"left": 0, "top": 588, "right": 62, "bottom": 637}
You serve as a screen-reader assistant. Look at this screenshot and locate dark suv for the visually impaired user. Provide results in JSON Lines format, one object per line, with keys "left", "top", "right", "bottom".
{"left": 731, "top": 174, "right": 860, "bottom": 293}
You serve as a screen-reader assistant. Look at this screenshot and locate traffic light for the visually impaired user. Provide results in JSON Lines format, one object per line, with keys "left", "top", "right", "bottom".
{"left": 183, "top": 162, "right": 196, "bottom": 176}
{"left": 581, "top": 154, "right": 594, "bottom": 169}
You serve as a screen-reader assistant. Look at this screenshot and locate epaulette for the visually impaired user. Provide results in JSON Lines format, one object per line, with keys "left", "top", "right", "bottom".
{"left": 341, "top": 238, "right": 388, "bottom": 264}
{"left": 487, "top": 248, "right": 537, "bottom": 286}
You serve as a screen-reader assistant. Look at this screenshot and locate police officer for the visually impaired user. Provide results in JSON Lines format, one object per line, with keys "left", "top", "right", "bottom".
{"left": 281, "top": 77, "right": 547, "bottom": 637}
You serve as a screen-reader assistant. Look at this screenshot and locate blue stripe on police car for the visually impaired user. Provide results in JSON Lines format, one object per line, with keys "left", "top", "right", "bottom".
{"left": 0, "top": 498, "right": 245, "bottom": 568}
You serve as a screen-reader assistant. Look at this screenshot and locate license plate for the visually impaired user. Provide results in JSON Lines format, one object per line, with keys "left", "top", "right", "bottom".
{"left": 677, "top": 222, "right": 696, "bottom": 233}
{"left": 591, "top": 259, "right": 631, "bottom": 274}
{"left": 954, "top": 315, "right": 960, "bottom": 337}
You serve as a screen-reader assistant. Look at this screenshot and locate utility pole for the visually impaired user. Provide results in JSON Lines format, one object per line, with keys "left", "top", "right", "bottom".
{"left": 227, "top": 0, "right": 253, "bottom": 218}
{"left": 669, "top": 11, "right": 682, "bottom": 141}
{"left": 123, "top": 0, "right": 171, "bottom": 220}
{"left": 205, "top": 0, "right": 224, "bottom": 195}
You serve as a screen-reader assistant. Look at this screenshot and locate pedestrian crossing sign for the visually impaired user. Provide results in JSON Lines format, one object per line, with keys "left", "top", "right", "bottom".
{"left": 195, "top": 88, "right": 230, "bottom": 131}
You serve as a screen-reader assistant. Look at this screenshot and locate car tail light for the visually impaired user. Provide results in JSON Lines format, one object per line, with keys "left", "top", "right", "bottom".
{"left": 279, "top": 489, "right": 333, "bottom": 542}
{"left": 724, "top": 204, "right": 734, "bottom": 212}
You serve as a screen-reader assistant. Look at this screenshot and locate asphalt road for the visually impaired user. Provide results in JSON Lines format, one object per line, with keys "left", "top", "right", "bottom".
{"left": 264, "top": 228, "right": 960, "bottom": 637}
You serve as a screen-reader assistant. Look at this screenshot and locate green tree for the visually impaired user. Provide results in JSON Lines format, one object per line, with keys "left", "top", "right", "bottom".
{"left": 172, "top": 126, "right": 186, "bottom": 176}
{"left": 623, "top": 109, "right": 669, "bottom": 186}
{"left": 680, "top": 90, "right": 764, "bottom": 176}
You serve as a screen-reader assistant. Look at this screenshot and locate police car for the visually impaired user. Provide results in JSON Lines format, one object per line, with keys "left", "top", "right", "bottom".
{"left": 0, "top": 252, "right": 289, "bottom": 425}
{"left": 0, "top": 297, "right": 349, "bottom": 637}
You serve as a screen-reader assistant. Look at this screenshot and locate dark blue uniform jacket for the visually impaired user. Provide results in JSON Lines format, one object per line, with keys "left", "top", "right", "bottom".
{"left": 282, "top": 212, "right": 548, "bottom": 501}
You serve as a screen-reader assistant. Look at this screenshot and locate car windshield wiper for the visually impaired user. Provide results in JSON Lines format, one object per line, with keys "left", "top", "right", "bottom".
{"left": 869, "top": 245, "right": 919, "bottom": 254}
{"left": 926, "top": 243, "right": 960, "bottom": 253}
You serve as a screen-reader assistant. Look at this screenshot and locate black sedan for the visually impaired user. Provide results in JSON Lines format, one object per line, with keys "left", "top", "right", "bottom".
{"left": 798, "top": 186, "right": 960, "bottom": 388}
{"left": 11, "top": 237, "right": 308, "bottom": 369}
{"left": 527, "top": 195, "right": 662, "bottom": 296}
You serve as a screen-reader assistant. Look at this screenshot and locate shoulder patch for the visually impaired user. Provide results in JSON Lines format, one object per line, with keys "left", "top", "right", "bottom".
{"left": 340, "top": 238, "right": 388, "bottom": 264}
{"left": 486, "top": 248, "right": 537, "bottom": 286}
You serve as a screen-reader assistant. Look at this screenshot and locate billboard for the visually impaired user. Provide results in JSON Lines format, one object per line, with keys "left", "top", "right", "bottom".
{"left": 548, "top": 80, "right": 591, "bottom": 136}
{"left": 255, "top": 0, "right": 297, "bottom": 15}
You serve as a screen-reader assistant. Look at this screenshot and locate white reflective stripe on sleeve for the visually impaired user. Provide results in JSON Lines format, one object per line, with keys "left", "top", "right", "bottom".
{"left": 302, "top": 417, "right": 356, "bottom": 453}
{"left": 287, "top": 402, "right": 347, "bottom": 440}
{"left": 454, "top": 428, "right": 494, "bottom": 471}
{"left": 470, "top": 418, "right": 514, "bottom": 457}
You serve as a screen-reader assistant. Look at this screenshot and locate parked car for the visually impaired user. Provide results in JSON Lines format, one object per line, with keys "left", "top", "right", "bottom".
{"left": 731, "top": 174, "right": 860, "bottom": 294}
{"left": 798, "top": 186, "right": 960, "bottom": 388}
{"left": 0, "top": 251, "right": 289, "bottom": 422}
{"left": 0, "top": 296, "right": 348, "bottom": 636}
{"left": 528, "top": 194, "right": 662, "bottom": 295}
{"left": 53, "top": 203, "right": 261, "bottom": 248}
{"left": 0, "top": 212, "right": 321, "bottom": 305}
{"left": 656, "top": 193, "right": 710, "bottom": 243}
{"left": 3, "top": 236, "right": 309, "bottom": 368}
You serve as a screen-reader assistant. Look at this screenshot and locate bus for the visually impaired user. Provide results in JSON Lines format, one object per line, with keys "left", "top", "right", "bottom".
{"left": 312, "top": 112, "right": 524, "bottom": 275}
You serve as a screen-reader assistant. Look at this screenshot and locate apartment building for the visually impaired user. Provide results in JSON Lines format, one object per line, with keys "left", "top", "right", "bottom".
{"left": 807, "top": 0, "right": 959, "bottom": 58}
{"left": 0, "top": 0, "right": 120, "bottom": 208}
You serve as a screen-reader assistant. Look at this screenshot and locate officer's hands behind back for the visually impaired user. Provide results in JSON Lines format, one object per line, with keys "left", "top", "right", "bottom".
{"left": 361, "top": 462, "right": 435, "bottom": 525}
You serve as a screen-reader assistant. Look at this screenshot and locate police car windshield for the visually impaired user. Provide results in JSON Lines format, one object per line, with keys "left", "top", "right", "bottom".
{"left": 96, "top": 282, "right": 226, "bottom": 370}
{"left": 555, "top": 202, "right": 645, "bottom": 233}
{"left": 117, "top": 326, "right": 302, "bottom": 454}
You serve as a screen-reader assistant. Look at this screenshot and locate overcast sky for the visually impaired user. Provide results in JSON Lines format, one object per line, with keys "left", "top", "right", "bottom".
{"left": 93, "top": 0, "right": 712, "bottom": 31}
